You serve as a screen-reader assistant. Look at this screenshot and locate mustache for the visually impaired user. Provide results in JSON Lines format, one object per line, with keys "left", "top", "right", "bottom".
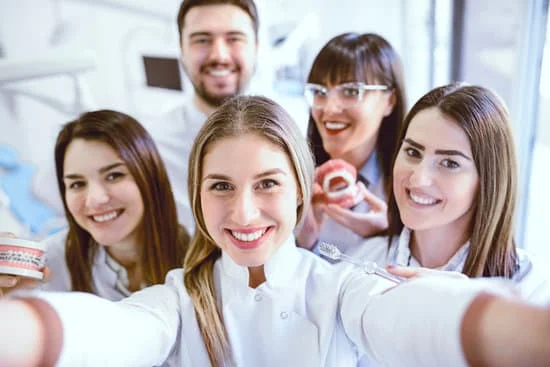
{"left": 200, "top": 62, "right": 239, "bottom": 72}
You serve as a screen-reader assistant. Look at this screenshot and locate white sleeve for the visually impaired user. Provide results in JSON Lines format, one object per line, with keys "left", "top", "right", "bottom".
{"left": 35, "top": 281, "right": 181, "bottom": 367}
{"left": 340, "top": 274, "right": 508, "bottom": 367}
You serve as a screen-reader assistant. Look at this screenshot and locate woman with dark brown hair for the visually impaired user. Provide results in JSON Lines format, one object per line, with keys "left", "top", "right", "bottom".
{"left": 296, "top": 32, "right": 407, "bottom": 257}
{"left": 353, "top": 83, "right": 550, "bottom": 304}
{"left": 0, "top": 110, "right": 189, "bottom": 299}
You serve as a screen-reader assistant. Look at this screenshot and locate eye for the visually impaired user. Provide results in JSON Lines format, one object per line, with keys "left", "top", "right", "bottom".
{"left": 210, "top": 181, "right": 233, "bottom": 191}
{"left": 192, "top": 37, "right": 210, "bottom": 45}
{"left": 342, "top": 87, "right": 360, "bottom": 98}
{"left": 257, "top": 179, "right": 278, "bottom": 190}
{"left": 227, "top": 35, "right": 245, "bottom": 43}
{"left": 404, "top": 147, "right": 421, "bottom": 158}
{"left": 67, "top": 181, "right": 85, "bottom": 190}
{"left": 441, "top": 159, "right": 460, "bottom": 169}
{"left": 106, "top": 172, "right": 125, "bottom": 181}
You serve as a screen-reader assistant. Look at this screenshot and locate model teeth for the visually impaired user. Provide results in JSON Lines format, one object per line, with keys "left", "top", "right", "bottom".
{"left": 208, "top": 69, "right": 231, "bottom": 76}
{"left": 409, "top": 193, "right": 438, "bottom": 205}
{"left": 93, "top": 211, "right": 119, "bottom": 223}
{"left": 231, "top": 229, "right": 266, "bottom": 242}
{"left": 325, "top": 122, "right": 348, "bottom": 130}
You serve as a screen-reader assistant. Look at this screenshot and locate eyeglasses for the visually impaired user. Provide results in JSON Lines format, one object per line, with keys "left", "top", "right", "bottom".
{"left": 304, "top": 82, "right": 389, "bottom": 109}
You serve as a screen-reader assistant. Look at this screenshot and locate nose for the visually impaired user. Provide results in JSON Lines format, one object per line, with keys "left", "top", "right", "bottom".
{"left": 322, "top": 92, "right": 343, "bottom": 113}
{"left": 230, "top": 188, "right": 260, "bottom": 225}
{"left": 208, "top": 38, "right": 230, "bottom": 62}
{"left": 408, "top": 161, "right": 434, "bottom": 187}
{"left": 85, "top": 182, "right": 110, "bottom": 209}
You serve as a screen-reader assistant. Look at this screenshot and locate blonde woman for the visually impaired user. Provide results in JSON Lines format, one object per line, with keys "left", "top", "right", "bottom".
{"left": 0, "top": 96, "right": 548, "bottom": 367}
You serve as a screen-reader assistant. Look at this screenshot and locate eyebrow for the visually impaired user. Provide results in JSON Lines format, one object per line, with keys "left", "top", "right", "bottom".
{"left": 189, "top": 31, "right": 248, "bottom": 38}
{"left": 403, "top": 138, "right": 472, "bottom": 160}
{"left": 202, "top": 168, "right": 287, "bottom": 182}
{"left": 64, "top": 162, "right": 126, "bottom": 180}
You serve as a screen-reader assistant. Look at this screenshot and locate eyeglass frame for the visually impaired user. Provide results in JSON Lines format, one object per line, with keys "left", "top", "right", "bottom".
{"left": 303, "top": 82, "right": 390, "bottom": 109}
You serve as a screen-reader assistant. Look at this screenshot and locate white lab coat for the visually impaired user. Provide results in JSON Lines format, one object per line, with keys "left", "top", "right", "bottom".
{"left": 141, "top": 99, "right": 207, "bottom": 233}
{"left": 37, "top": 235, "right": 497, "bottom": 367}
{"left": 351, "top": 227, "right": 550, "bottom": 305}
{"left": 39, "top": 229, "right": 145, "bottom": 300}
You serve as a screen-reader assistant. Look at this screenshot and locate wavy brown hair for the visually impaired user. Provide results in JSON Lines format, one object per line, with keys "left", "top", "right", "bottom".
{"left": 387, "top": 84, "right": 519, "bottom": 278}
{"left": 55, "top": 110, "right": 189, "bottom": 293}
{"left": 184, "top": 95, "right": 314, "bottom": 366}
{"left": 306, "top": 32, "right": 407, "bottom": 196}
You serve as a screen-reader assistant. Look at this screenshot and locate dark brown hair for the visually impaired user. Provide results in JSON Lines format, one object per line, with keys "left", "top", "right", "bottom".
{"left": 306, "top": 32, "right": 407, "bottom": 195}
{"left": 177, "top": 0, "right": 259, "bottom": 42}
{"left": 55, "top": 110, "right": 189, "bottom": 293}
{"left": 387, "top": 83, "right": 519, "bottom": 278}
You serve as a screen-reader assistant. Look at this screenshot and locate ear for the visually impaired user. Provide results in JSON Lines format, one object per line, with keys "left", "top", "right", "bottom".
{"left": 383, "top": 90, "right": 397, "bottom": 117}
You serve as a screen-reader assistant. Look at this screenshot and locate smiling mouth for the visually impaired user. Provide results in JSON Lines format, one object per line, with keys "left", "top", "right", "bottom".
{"left": 323, "top": 122, "right": 350, "bottom": 133}
{"left": 407, "top": 190, "right": 441, "bottom": 206}
{"left": 229, "top": 228, "right": 268, "bottom": 242}
{"left": 90, "top": 209, "right": 123, "bottom": 223}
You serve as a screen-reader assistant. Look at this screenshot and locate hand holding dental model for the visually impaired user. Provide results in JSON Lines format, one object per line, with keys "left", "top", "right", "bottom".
{"left": 313, "top": 159, "right": 362, "bottom": 208}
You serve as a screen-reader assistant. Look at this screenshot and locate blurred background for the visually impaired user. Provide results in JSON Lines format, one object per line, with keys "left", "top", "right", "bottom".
{"left": 0, "top": 0, "right": 548, "bottom": 260}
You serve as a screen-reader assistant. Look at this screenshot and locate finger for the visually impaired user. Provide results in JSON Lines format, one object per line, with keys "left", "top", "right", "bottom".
{"left": 324, "top": 204, "right": 356, "bottom": 227}
{"left": 385, "top": 265, "right": 423, "bottom": 279}
{"left": 0, "top": 275, "right": 18, "bottom": 288}
{"left": 0, "top": 232, "right": 17, "bottom": 239}
{"left": 358, "top": 182, "right": 387, "bottom": 212}
{"left": 42, "top": 267, "right": 51, "bottom": 283}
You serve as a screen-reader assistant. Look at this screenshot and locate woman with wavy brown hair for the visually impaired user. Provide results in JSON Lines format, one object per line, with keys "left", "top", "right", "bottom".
{"left": 0, "top": 109, "right": 189, "bottom": 299}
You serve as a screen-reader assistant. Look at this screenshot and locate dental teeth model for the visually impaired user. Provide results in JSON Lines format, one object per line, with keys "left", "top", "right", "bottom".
{"left": 0, "top": 237, "right": 46, "bottom": 280}
{"left": 314, "top": 159, "right": 361, "bottom": 208}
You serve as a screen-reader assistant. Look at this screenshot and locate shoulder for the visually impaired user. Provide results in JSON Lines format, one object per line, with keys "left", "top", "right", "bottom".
{"left": 42, "top": 228, "right": 69, "bottom": 261}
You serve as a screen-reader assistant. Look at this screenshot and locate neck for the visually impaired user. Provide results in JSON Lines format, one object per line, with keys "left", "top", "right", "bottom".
{"left": 105, "top": 237, "right": 143, "bottom": 290}
{"left": 194, "top": 94, "right": 217, "bottom": 116}
{"left": 334, "top": 135, "right": 377, "bottom": 170}
{"left": 409, "top": 223, "right": 471, "bottom": 269}
{"left": 247, "top": 265, "right": 266, "bottom": 288}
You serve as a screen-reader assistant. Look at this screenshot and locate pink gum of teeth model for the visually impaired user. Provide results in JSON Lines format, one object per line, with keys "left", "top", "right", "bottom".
{"left": 0, "top": 237, "right": 46, "bottom": 280}
{"left": 315, "top": 159, "right": 361, "bottom": 209}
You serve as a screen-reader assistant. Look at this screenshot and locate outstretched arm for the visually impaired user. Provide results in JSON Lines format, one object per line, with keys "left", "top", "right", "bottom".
{"left": 462, "top": 293, "right": 550, "bottom": 366}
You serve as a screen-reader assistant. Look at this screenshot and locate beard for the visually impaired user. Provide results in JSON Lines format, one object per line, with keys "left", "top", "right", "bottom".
{"left": 193, "top": 81, "right": 241, "bottom": 108}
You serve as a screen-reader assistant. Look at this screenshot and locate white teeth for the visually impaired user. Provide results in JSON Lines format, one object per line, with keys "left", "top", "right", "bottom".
{"left": 208, "top": 69, "right": 231, "bottom": 76}
{"left": 231, "top": 229, "right": 266, "bottom": 242}
{"left": 409, "top": 192, "right": 438, "bottom": 205}
{"left": 325, "top": 122, "right": 348, "bottom": 130}
{"left": 93, "top": 211, "right": 119, "bottom": 223}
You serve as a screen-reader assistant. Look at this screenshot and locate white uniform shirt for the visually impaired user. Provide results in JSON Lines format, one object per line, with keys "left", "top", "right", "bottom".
{"left": 142, "top": 99, "right": 207, "bottom": 232}
{"left": 40, "top": 229, "right": 144, "bottom": 301}
{"left": 313, "top": 151, "right": 385, "bottom": 258}
{"left": 351, "top": 227, "right": 550, "bottom": 305}
{"left": 36, "top": 235, "right": 502, "bottom": 367}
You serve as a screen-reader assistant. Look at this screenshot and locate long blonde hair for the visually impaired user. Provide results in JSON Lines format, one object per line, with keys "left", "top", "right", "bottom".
{"left": 184, "top": 95, "right": 314, "bottom": 365}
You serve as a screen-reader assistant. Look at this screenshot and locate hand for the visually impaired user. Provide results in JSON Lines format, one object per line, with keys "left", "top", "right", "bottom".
{"left": 323, "top": 182, "right": 388, "bottom": 237}
{"left": 386, "top": 264, "right": 468, "bottom": 280}
{"left": 0, "top": 232, "right": 50, "bottom": 297}
{"left": 296, "top": 183, "right": 326, "bottom": 250}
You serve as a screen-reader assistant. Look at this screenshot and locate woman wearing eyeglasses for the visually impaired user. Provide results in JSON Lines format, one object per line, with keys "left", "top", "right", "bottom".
{"left": 296, "top": 33, "right": 407, "bottom": 257}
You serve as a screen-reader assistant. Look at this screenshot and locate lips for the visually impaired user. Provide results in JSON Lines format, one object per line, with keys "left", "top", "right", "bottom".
{"left": 323, "top": 121, "right": 350, "bottom": 135}
{"left": 226, "top": 226, "right": 272, "bottom": 250}
{"left": 89, "top": 209, "right": 122, "bottom": 223}
{"left": 406, "top": 189, "right": 441, "bottom": 206}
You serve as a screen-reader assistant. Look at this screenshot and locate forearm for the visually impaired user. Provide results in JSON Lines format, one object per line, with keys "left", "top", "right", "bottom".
{"left": 0, "top": 298, "right": 62, "bottom": 367}
{"left": 462, "top": 293, "right": 550, "bottom": 366}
